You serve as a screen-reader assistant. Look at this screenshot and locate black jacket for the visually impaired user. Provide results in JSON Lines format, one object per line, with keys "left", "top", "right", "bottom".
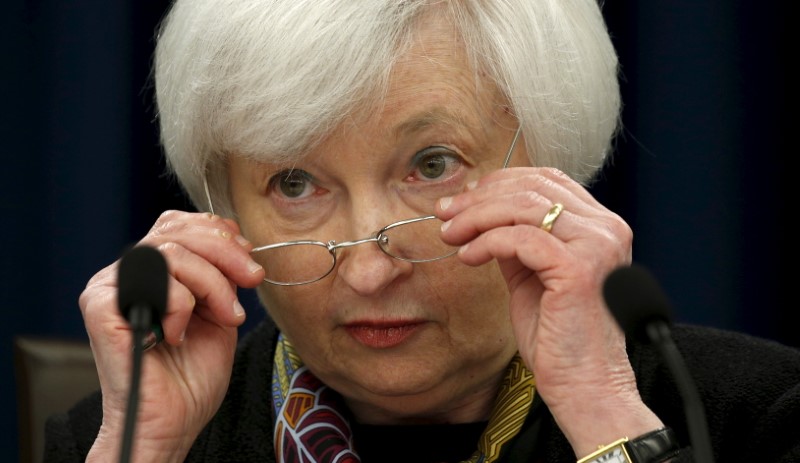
{"left": 44, "top": 319, "right": 800, "bottom": 462}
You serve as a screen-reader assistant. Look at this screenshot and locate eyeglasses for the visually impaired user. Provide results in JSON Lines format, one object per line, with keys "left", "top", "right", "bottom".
{"left": 204, "top": 126, "right": 522, "bottom": 285}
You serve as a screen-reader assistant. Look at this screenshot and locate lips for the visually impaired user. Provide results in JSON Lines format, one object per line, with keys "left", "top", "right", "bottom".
{"left": 344, "top": 321, "right": 424, "bottom": 348}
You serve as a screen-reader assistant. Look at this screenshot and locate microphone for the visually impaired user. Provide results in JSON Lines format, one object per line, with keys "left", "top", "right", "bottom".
{"left": 602, "top": 263, "right": 714, "bottom": 463}
{"left": 118, "top": 244, "right": 168, "bottom": 330}
{"left": 116, "top": 245, "right": 169, "bottom": 463}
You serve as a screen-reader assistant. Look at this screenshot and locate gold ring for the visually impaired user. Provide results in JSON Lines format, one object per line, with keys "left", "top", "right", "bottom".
{"left": 540, "top": 203, "right": 564, "bottom": 233}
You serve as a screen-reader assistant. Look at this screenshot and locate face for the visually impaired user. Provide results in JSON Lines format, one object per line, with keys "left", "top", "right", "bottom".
{"left": 229, "top": 12, "right": 522, "bottom": 424}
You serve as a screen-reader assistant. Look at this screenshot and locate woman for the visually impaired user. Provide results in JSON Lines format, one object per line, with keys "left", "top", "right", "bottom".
{"left": 45, "top": 0, "right": 800, "bottom": 462}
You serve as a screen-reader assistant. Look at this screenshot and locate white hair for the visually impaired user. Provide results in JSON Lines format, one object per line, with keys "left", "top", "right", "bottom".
{"left": 154, "top": 0, "right": 620, "bottom": 217}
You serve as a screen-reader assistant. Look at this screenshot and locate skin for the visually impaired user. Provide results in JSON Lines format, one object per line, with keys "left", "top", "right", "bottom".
{"left": 80, "top": 8, "right": 662, "bottom": 463}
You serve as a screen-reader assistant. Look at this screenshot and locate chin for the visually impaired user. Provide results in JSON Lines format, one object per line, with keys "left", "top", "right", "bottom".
{"left": 326, "top": 352, "right": 446, "bottom": 398}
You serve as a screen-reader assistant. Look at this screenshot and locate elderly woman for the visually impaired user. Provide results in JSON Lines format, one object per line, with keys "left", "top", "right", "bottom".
{"left": 45, "top": 0, "right": 800, "bottom": 462}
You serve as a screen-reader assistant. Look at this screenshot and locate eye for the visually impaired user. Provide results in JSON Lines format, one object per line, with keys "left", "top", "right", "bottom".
{"left": 411, "top": 146, "right": 462, "bottom": 182}
{"left": 269, "top": 169, "right": 314, "bottom": 199}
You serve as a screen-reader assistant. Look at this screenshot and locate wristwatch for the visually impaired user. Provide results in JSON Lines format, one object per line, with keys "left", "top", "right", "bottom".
{"left": 576, "top": 428, "right": 680, "bottom": 463}
{"left": 577, "top": 437, "right": 631, "bottom": 463}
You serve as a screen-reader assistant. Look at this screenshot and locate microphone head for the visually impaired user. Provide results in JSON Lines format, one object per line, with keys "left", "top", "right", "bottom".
{"left": 602, "top": 263, "right": 673, "bottom": 343}
{"left": 117, "top": 245, "right": 168, "bottom": 322}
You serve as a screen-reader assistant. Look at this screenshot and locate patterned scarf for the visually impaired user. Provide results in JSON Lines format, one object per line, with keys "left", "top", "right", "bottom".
{"left": 271, "top": 334, "right": 536, "bottom": 463}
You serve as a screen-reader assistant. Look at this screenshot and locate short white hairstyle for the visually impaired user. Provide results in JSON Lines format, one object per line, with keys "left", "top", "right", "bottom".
{"left": 154, "top": 0, "right": 620, "bottom": 217}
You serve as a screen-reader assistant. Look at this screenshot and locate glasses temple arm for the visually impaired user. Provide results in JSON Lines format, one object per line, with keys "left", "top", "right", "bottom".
{"left": 502, "top": 126, "right": 522, "bottom": 169}
{"left": 203, "top": 175, "right": 215, "bottom": 215}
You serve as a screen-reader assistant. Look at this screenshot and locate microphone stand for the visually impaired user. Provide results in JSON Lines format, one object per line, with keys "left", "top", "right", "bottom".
{"left": 647, "top": 322, "right": 714, "bottom": 463}
{"left": 119, "top": 304, "right": 152, "bottom": 463}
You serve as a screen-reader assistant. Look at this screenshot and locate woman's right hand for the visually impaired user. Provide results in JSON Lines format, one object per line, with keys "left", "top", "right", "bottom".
{"left": 79, "top": 211, "right": 265, "bottom": 462}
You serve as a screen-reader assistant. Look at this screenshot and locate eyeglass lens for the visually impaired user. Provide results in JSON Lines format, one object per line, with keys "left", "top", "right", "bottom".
{"left": 260, "top": 242, "right": 336, "bottom": 286}
{"left": 256, "top": 216, "right": 456, "bottom": 285}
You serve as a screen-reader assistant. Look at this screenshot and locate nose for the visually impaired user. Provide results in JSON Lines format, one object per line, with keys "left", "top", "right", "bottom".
{"left": 334, "top": 232, "right": 413, "bottom": 296}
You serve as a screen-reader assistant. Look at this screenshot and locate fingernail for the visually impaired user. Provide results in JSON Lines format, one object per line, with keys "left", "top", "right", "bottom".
{"left": 466, "top": 181, "right": 477, "bottom": 190}
{"left": 439, "top": 196, "right": 452, "bottom": 211}
{"left": 235, "top": 234, "right": 250, "bottom": 247}
{"left": 141, "top": 325, "right": 163, "bottom": 351}
{"left": 441, "top": 220, "right": 451, "bottom": 232}
{"left": 458, "top": 243, "right": 469, "bottom": 255}
{"left": 233, "top": 299, "right": 246, "bottom": 317}
{"left": 247, "top": 259, "right": 263, "bottom": 274}
{"left": 214, "top": 228, "right": 231, "bottom": 240}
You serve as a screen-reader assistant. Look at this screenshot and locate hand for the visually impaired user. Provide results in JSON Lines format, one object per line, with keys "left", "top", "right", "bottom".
{"left": 80, "top": 211, "right": 265, "bottom": 462}
{"left": 437, "top": 167, "right": 663, "bottom": 456}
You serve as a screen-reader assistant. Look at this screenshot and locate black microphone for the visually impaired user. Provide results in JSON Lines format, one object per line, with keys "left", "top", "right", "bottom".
{"left": 116, "top": 245, "right": 168, "bottom": 463}
{"left": 603, "top": 263, "right": 714, "bottom": 463}
{"left": 118, "top": 245, "right": 168, "bottom": 329}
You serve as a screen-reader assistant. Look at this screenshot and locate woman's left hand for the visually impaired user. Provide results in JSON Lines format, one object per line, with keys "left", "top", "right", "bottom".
{"left": 436, "top": 166, "right": 663, "bottom": 456}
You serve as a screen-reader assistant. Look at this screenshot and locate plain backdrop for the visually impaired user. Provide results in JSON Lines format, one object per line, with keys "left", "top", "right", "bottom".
{"left": 2, "top": 1, "right": 793, "bottom": 460}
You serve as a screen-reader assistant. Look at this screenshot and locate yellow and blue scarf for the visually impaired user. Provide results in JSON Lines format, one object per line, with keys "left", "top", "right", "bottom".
{"left": 271, "top": 334, "right": 535, "bottom": 463}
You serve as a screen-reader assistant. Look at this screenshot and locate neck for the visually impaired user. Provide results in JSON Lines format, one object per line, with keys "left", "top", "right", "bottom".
{"left": 342, "top": 375, "right": 502, "bottom": 425}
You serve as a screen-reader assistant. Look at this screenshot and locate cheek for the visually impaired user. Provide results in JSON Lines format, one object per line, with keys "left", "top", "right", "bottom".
{"left": 228, "top": 189, "right": 262, "bottom": 242}
{"left": 433, "top": 260, "right": 511, "bottom": 331}
{"left": 256, "top": 284, "right": 328, "bottom": 336}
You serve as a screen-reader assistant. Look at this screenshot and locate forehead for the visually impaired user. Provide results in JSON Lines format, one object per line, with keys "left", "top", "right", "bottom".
{"left": 355, "top": 10, "right": 507, "bottom": 138}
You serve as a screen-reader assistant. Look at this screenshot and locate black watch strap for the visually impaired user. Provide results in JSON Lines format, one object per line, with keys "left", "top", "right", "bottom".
{"left": 626, "top": 427, "right": 681, "bottom": 462}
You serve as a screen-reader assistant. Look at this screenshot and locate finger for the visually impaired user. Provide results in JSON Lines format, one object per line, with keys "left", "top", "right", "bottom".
{"left": 481, "top": 167, "right": 602, "bottom": 208}
{"left": 454, "top": 224, "right": 563, "bottom": 269}
{"left": 140, "top": 211, "right": 264, "bottom": 289}
{"left": 159, "top": 274, "right": 196, "bottom": 345}
{"left": 437, "top": 167, "right": 598, "bottom": 222}
{"left": 79, "top": 278, "right": 136, "bottom": 391}
{"left": 440, "top": 189, "right": 579, "bottom": 248}
{"left": 456, "top": 216, "right": 631, "bottom": 280}
{"left": 156, "top": 241, "right": 246, "bottom": 330}
{"left": 80, "top": 262, "right": 128, "bottom": 340}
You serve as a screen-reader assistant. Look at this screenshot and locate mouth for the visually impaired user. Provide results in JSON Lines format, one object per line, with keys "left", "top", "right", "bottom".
{"left": 343, "top": 320, "right": 425, "bottom": 349}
